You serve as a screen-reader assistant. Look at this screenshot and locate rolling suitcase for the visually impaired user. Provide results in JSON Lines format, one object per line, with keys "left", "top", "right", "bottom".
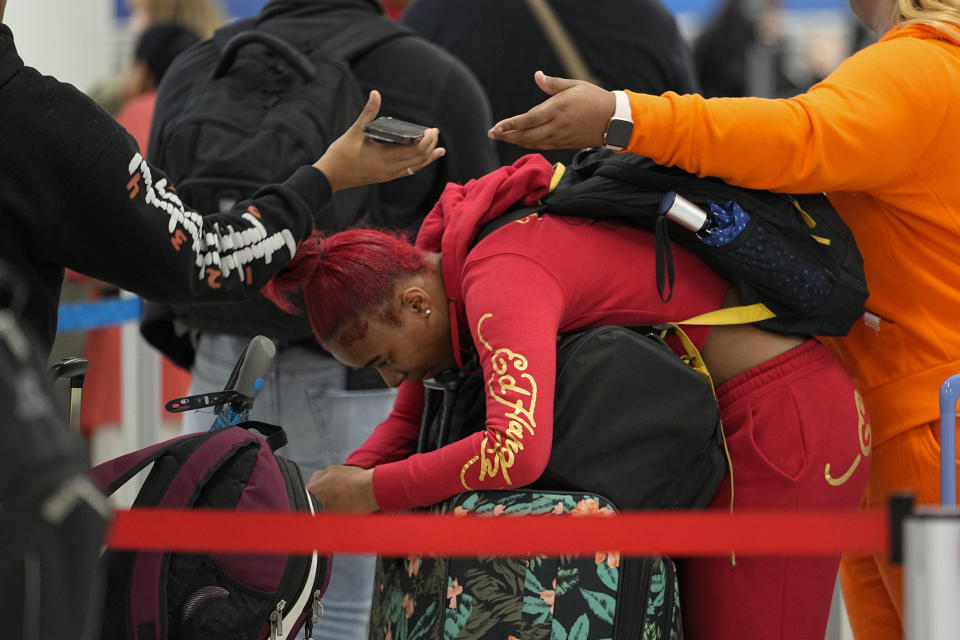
{"left": 370, "top": 489, "right": 682, "bottom": 640}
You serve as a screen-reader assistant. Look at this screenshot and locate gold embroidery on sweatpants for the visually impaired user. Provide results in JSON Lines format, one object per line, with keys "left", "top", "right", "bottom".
{"left": 825, "top": 391, "right": 872, "bottom": 486}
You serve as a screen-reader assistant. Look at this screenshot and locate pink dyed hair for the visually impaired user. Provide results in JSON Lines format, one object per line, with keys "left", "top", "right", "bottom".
{"left": 262, "top": 229, "right": 430, "bottom": 345}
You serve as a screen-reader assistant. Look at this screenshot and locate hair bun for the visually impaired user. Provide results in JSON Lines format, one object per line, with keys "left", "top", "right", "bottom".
{"left": 261, "top": 230, "right": 324, "bottom": 314}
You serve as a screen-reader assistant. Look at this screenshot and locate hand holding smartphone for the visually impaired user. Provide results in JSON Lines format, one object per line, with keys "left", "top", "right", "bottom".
{"left": 363, "top": 116, "right": 428, "bottom": 145}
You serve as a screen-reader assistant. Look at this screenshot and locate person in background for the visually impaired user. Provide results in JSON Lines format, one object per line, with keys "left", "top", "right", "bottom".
{"left": 263, "top": 154, "right": 869, "bottom": 640}
{"left": 692, "top": 0, "right": 812, "bottom": 98}
{"left": 0, "top": 0, "right": 444, "bottom": 359}
{"left": 400, "top": 0, "right": 698, "bottom": 166}
{"left": 126, "top": 0, "right": 226, "bottom": 39}
{"left": 1, "top": 0, "right": 441, "bottom": 635}
{"left": 487, "top": 0, "right": 960, "bottom": 636}
{"left": 73, "top": 22, "right": 203, "bottom": 469}
{"left": 115, "top": 21, "right": 201, "bottom": 143}
{"left": 380, "top": 0, "right": 412, "bottom": 20}
{"left": 68, "top": 1, "right": 228, "bottom": 459}
{"left": 146, "top": 1, "right": 498, "bottom": 638}
{"left": 87, "top": 0, "right": 225, "bottom": 115}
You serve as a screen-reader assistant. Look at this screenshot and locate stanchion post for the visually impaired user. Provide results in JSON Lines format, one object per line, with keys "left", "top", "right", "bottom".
{"left": 905, "top": 505, "right": 960, "bottom": 639}
{"left": 940, "top": 374, "right": 960, "bottom": 506}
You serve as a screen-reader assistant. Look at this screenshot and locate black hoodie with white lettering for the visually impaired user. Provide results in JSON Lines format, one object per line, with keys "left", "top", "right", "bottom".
{"left": 0, "top": 23, "right": 327, "bottom": 352}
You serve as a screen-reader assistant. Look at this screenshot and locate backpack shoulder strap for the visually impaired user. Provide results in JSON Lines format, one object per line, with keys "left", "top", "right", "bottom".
{"left": 471, "top": 163, "right": 566, "bottom": 248}
{"left": 254, "top": 7, "right": 414, "bottom": 65}
{"left": 524, "top": 0, "right": 598, "bottom": 84}
{"left": 472, "top": 205, "right": 542, "bottom": 247}
{"left": 676, "top": 303, "right": 776, "bottom": 327}
{"left": 89, "top": 435, "right": 192, "bottom": 496}
{"left": 318, "top": 13, "right": 414, "bottom": 64}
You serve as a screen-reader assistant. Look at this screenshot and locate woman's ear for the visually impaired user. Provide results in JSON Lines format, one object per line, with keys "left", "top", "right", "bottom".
{"left": 400, "top": 286, "right": 431, "bottom": 316}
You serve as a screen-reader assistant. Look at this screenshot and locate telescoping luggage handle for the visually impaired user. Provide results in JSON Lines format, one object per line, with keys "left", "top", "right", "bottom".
{"left": 49, "top": 356, "right": 88, "bottom": 433}
{"left": 165, "top": 335, "right": 277, "bottom": 429}
{"left": 941, "top": 373, "right": 960, "bottom": 505}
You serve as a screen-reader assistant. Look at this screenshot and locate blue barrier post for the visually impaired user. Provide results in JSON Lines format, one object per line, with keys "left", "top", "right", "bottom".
{"left": 940, "top": 374, "right": 960, "bottom": 506}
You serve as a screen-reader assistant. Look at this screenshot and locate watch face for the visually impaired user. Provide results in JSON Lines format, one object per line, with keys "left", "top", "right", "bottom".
{"left": 605, "top": 118, "right": 633, "bottom": 149}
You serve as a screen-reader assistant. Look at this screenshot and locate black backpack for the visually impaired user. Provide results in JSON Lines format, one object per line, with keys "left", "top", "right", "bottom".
{"left": 149, "top": 7, "right": 413, "bottom": 343}
{"left": 421, "top": 322, "right": 727, "bottom": 513}
{"left": 539, "top": 148, "right": 870, "bottom": 337}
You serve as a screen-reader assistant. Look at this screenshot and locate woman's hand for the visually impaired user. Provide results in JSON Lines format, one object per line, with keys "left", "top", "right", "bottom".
{"left": 306, "top": 465, "right": 380, "bottom": 513}
{"left": 313, "top": 90, "right": 445, "bottom": 192}
{"left": 488, "top": 71, "right": 616, "bottom": 150}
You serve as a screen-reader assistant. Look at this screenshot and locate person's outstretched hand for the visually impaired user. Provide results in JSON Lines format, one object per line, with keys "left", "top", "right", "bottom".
{"left": 313, "top": 90, "right": 445, "bottom": 192}
{"left": 306, "top": 465, "right": 379, "bottom": 513}
{"left": 488, "top": 70, "right": 616, "bottom": 150}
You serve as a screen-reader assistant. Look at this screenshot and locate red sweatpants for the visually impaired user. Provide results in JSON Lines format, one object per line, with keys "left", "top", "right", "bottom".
{"left": 678, "top": 339, "right": 870, "bottom": 640}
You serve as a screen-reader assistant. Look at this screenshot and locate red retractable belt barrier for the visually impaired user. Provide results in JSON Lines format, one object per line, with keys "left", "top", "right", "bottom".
{"left": 107, "top": 509, "right": 887, "bottom": 557}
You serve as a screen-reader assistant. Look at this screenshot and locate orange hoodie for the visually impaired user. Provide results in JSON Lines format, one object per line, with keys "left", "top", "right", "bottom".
{"left": 624, "top": 23, "right": 960, "bottom": 445}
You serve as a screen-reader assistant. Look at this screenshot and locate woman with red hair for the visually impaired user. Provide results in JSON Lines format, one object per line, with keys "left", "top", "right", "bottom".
{"left": 265, "top": 153, "right": 868, "bottom": 640}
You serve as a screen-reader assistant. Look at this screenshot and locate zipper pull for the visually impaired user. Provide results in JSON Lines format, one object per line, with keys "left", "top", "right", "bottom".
{"left": 312, "top": 589, "right": 324, "bottom": 624}
{"left": 269, "top": 599, "right": 286, "bottom": 639}
{"left": 304, "top": 592, "right": 323, "bottom": 640}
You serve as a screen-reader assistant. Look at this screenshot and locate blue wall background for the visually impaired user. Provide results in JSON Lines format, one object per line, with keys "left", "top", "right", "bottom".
{"left": 117, "top": 0, "right": 849, "bottom": 21}
{"left": 114, "top": 0, "right": 268, "bottom": 19}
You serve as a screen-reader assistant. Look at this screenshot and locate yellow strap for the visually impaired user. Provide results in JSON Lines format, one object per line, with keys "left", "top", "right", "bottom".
{"left": 676, "top": 302, "right": 775, "bottom": 326}
{"left": 548, "top": 163, "right": 566, "bottom": 193}
{"left": 667, "top": 323, "right": 737, "bottom": 565}
{"left": 793, "top": 199, "right": 832, "bottom": 246}
{"left": 665, "top": 323, "right": 714, "bottom": 390}
{"left": 793, "top": 198, "right": 817, "bottom": 229}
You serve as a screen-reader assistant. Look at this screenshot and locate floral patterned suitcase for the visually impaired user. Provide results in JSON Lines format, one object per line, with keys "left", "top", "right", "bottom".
{"left": 369, "top": 490, "right": 682, "bottom": 640}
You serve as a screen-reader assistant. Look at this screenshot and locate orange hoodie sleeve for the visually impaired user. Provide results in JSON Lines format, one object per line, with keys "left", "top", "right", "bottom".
{"left": 624, "top": 27, "right": 951, "bottom": 194}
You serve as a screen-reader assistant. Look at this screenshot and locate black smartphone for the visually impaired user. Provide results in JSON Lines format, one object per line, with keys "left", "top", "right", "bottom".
{"left": 363, "top": 116, "right": 427, "bottom": 145}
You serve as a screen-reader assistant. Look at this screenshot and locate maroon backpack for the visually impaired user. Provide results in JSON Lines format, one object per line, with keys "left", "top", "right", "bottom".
{"left": 90, "top": 422, "right": 330, "bottom": 640}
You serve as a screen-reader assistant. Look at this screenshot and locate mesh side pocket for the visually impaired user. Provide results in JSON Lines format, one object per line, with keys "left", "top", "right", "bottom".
{"left": 715, "top": 217, "right": 832, "bottom": 313}
{"left": 182, "top": 586, "right": 230, "bottom": 622}
{"left": 173, "top": 556, "right": 277, "bottom": 640}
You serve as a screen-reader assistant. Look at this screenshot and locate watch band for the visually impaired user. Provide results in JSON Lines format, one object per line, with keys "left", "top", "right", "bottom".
{"left": 603, "top": 90, "right": 634, "bottom": 151}
{"left": 611, "top": 90, "right": 631, "bottom": 122}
